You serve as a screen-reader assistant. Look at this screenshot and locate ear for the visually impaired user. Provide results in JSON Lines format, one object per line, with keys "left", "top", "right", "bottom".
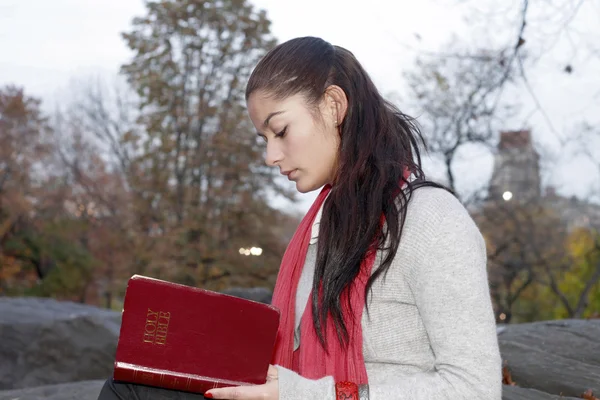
{"left": 323, "top": 85, "right": 348, "bottom": 127}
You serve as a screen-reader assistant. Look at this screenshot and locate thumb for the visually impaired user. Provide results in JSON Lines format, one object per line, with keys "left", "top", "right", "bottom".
{"left": 267, "top": 365, "right": 278, "bottom": 381}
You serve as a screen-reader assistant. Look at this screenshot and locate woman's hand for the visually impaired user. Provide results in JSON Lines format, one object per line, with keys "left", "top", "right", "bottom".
{"left": 204, "top": 365, "right": 279, "bottom": 399}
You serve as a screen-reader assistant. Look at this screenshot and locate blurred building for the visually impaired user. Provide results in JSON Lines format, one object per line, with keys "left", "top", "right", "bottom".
{"left": 487, "top": 130, "right": 600, "bottom": 231}
{"left": 489, "top": 130, "right": 541, "bottom": 203}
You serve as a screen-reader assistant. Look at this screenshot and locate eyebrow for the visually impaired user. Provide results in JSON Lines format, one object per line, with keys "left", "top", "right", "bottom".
{"left": 262, "top": 110, "right": 285, "bottom": 128}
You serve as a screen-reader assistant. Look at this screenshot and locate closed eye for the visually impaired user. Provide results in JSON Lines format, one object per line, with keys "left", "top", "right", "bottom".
{"left": 275, "top": 126, "right": 287, "bottom": 138}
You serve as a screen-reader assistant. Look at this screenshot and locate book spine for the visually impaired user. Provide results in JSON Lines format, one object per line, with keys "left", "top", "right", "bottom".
{"left": 113, "top": 362, "right": 235, "bottom": 394}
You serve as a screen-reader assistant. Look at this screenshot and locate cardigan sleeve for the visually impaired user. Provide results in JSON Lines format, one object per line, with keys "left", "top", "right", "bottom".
{"left": 276, "top": 190, "right": 502, "bottom": 400}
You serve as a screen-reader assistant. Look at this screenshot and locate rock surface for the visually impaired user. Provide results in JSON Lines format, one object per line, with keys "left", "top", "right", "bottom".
{"left": 222, "top": 287, "right": 273, "bottom": 304}
{"left": 0, "top": 380, "right": 105, "bottom": 400}
{"left": 0, "top": 382, "right": 584, "bottom": 400}
{"left": 2, "top": 297, "right": 599, "bottom": 400}
{"left": 501, "top": 385, "right": 580, "bottom": 400}
{"left": 498, "top": 319, "right": 600, "bottom": 398}
{"left": 0, "top": 297, "right": 120, "bottom": 390}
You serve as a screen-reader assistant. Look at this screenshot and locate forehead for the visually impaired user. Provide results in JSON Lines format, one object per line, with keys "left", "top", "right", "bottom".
{"left": 247, "top": 91, "right": 309, "bottom": 122}
{"left": 247, "top": 91, "right": 279, "bottom": 115}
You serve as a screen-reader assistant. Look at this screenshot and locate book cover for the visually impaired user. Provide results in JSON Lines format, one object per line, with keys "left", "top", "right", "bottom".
{"left": 113, "top": 275, "right": 280, "bottom": 394}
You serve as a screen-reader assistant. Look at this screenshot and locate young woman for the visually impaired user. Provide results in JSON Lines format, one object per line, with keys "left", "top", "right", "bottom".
{"left": 98, "top": 36, "right": 502, "bottom": 400}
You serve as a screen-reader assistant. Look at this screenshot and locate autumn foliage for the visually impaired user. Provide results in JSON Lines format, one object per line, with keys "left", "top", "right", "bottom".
{"left": 0, "top": 0, "right": 299, "bottom": 309}
{"left": 477, "top": 198, "right": 600, "bottom": 323}
{"left": 2, "top": 0, "right": 599, "bottom": 323}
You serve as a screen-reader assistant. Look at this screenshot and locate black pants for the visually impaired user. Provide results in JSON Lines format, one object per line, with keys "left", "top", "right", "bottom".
{"left": 97, "top": 378, "right": 208, "bottom": 400}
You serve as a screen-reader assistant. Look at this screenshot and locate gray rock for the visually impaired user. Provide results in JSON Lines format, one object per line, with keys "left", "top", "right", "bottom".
{"left": 502, "top": 385, "right": 580, "bottom": 400}
{"left": 0, "top": 380, "right": 104, "bottom": 400}
{"left": 3, "top": 296, "right": 597, "bottom": 400}
{"left": 222, "top": 287, "right": 272, "bottom": 304}
{"left": 499, "top": 319, "right": 600, "bottom": 398}
{"left": 0, "top": 297, "right": 120, "bottom": 390}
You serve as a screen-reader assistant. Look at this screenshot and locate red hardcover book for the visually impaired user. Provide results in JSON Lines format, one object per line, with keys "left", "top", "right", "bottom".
{"left": 113, "top": 275, "right": 280, "bottom": 394}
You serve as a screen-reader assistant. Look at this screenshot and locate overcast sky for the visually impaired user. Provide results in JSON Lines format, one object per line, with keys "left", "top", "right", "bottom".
{"left": 1, "top": 0, "right": 598, "bottom": 213}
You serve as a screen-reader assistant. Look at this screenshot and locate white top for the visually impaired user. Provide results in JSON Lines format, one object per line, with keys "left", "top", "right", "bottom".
{"left": 278, "top": 186, "right": 502, "bottom": 400}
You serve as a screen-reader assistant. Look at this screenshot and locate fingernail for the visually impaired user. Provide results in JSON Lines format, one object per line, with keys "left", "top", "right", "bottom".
{"left": 204, "top": 393, "right": 213, "bottom": 399}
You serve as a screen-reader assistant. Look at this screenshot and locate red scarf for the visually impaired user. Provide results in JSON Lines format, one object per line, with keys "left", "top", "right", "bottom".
{"left": 270, "top": 184, "right": 374, "bottom": 384}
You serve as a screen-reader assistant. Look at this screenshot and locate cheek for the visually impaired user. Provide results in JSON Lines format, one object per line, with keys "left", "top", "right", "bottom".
{"left": 284, "top": 132, "right": 310, "bottom": 159}
{"left": 314, "top": 130, "right": 339, "bottom": 162}
{"left": 286, "top": 122, "right": 337, "bottom": 168}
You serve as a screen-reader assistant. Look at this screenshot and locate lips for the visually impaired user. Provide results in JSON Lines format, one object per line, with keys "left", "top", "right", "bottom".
{"left": 281, "top": 169, "right": 297, "bottom": 180}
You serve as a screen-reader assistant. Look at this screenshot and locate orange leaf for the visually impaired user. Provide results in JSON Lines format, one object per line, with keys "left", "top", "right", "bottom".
{"left": 582, "top": 389, "right": 599, "bottom": 400}
{"left": 502, "top": 366, "right": 517, "bottom": 386}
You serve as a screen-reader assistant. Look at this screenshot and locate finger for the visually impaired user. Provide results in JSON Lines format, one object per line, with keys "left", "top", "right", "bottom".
{"left": 267, "top": 365, "right": 278, "bottom": 381}
{"left": 205, "top": 384, "right": 268, "bottom": 399}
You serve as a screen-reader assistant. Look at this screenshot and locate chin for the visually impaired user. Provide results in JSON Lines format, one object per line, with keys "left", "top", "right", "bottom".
{"left": 295, "top": 179, "right": 325, "bottom": 194}
{"left": 295, "top": 183, "right": 312, "bottom": 194}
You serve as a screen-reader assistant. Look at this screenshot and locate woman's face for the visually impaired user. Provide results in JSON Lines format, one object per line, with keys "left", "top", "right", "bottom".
{"left": 247, "top": 91, "right": 340, "bottom": 193}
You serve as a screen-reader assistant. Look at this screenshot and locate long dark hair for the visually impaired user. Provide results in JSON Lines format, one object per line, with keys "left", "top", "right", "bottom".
{"left": 246, "top": 37, "right": 445, "bottom": 349}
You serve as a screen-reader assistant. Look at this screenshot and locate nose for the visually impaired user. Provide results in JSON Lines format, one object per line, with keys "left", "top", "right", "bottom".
{"left": 265, "top": 140, "right": 283, "bottom": 167}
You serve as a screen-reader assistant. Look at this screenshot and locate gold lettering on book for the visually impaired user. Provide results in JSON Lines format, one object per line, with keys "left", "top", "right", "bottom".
{"left": 143, "top": 308, "right": 171, "bottom": 345}
{"left": 140, "top": 371, "right": 154, "bottom": 383}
